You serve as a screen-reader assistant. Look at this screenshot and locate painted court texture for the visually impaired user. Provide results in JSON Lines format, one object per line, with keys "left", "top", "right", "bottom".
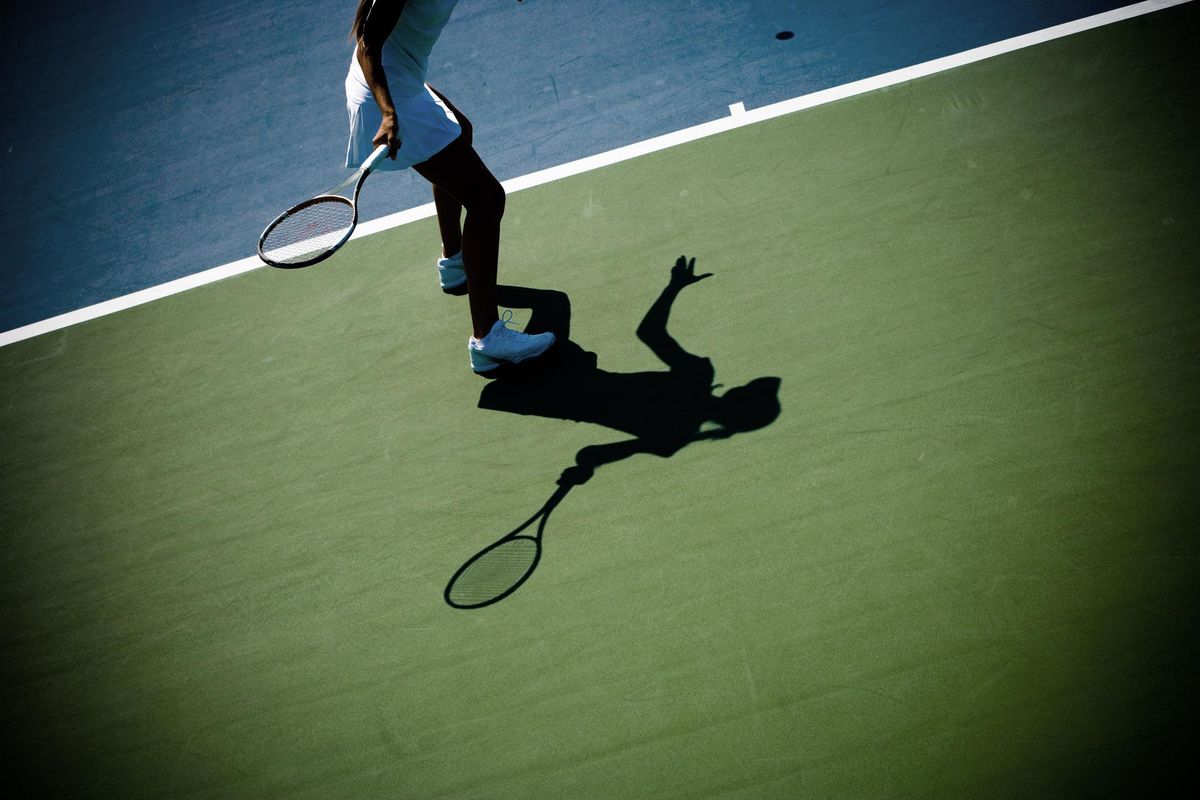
{"left": 0, "top": 0, "right": 1138, "bottom": 331}
{"left": 1, "top": 1, "right": 1198, "bottom": 798}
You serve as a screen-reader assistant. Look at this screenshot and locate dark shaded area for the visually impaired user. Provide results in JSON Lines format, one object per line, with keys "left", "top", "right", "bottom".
{"left": 483, "top": 257, "right": 781, "bottom": 486}
{"left": 444, "top": 482, "right": 568, "bottom": 609}
{"left": 444, "top": 257, "right": 781, "bottom": 608}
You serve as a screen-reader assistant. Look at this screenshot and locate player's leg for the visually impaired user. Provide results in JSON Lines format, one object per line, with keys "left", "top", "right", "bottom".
{"left": 414, "top": 137, "right": 554, "bottom": 371}
{"left": 414, "top": 137, "right": 502, "bottom": 337}
{"left": 432, "top": 185, "right": 463, "bottom": 259}
{"left": 432, "top": 184, "right": 466, "bottom": 293}
{"left": 427, "top": 85, "right": 473, "bottom": 292}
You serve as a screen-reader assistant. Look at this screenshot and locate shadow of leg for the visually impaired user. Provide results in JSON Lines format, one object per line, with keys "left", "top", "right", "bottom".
{"left": 495, "top": 285, "right": 571, "bottom": 340}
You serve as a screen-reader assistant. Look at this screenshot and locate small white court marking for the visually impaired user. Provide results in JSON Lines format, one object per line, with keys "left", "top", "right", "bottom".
{"left": 0, "top": 0, "right": 1190, "bottom": 348}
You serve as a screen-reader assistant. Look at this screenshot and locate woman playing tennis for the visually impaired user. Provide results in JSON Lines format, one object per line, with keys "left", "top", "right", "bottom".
{"left": 346, "top": 0, "right": 553, "bottom": 374}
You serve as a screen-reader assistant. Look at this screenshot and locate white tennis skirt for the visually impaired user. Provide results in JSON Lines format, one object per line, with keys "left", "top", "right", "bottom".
{"left": 344, "top": 82, "right": 462, "bottom": 171}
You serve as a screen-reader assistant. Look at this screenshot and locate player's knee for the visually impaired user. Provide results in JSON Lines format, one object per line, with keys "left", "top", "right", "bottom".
{"left": 470, "top": 179, "right": 505, "bottom": 221}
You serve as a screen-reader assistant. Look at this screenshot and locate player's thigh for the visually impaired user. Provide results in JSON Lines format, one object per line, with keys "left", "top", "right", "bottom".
{"left": 414, "top": 138, "right": 504, "bottom": 217}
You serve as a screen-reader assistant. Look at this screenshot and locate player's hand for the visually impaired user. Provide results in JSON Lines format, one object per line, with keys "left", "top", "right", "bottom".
{"left": 372, "top": 113, "right": 401, "bottom": 159}
{"left": 557, "top": 464, "right": 594, "bottom": 487}
{"left": 670, "top": 255, "right": 712, "bottom": 287}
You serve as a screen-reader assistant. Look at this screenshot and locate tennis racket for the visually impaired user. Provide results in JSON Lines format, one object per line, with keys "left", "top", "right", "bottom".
{"left": 444, "top": 483, "right": 572, "bottom": 609}
{"left": 257, "top": 144, "right": 390, "bottom": 269}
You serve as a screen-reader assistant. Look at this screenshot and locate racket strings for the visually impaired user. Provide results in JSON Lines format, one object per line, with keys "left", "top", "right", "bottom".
{"left": 447, "top": 537, "right": 540, "bottom": 608}
{"left": 261, "top": 198, "right": 354, "bottom": 265}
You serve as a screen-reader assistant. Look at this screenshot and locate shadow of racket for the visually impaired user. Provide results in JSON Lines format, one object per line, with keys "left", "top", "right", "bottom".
{"left": 444, "top": 482, "right": 574, "bottom": 609}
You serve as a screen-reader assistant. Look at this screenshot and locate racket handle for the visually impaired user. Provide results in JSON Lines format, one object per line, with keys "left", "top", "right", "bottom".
{"left": 363, "top": 144, "right": 391, "bottom": 173}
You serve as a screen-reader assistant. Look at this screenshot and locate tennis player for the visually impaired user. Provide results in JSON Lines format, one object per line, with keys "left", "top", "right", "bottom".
{"left": 346, "top": 0, "right": 554, "bottom": 374}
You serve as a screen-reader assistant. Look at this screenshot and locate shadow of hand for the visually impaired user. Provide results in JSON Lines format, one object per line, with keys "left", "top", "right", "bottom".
{"left": 557, "top": 464, "right": 595, "bottom": 487}
{"left": 669, "top": 255, "right": 714, "bottom": 288}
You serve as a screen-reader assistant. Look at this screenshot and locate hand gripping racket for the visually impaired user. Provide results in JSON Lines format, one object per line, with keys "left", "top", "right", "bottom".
{"left": 257, "top": 144, "right": 390, "bottom": 269}
{"left": 444, "top": 482, "right": 573, "bottom": 609}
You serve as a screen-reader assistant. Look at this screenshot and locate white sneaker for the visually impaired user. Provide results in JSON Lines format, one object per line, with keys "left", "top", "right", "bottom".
{"left": 438, "top": 252, "right": 467, "bottom": 292}
{"left": 469, "top": 311, "right": 556, "bottom": 373}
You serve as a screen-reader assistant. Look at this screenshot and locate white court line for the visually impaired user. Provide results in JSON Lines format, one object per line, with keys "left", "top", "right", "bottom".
{"left": 0, "top": 0, "right": 1189, "bottom": 348}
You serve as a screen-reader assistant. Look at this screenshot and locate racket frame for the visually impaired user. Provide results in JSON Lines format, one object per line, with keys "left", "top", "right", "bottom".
{"left": 257, "top": 144, "right": 390, "bottom": 269}
{"left": 444, "top": 532, "right": 544, "bottom": 609}
{"left": 444, "top": 482, "right": 572, "bottom": 609}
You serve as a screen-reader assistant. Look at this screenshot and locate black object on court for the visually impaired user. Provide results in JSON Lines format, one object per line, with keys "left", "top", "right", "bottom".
{"left": 444, "top": 482, "right": 573, "bottom": 609}
{"left": 447, "top": 260, "right": 783, "bottom": 610}
{"left": 776, "top": 31, "right": 795, "bottom": 40}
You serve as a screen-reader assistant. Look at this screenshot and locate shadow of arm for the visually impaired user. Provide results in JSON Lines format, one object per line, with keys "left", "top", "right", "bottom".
{"left": 636, "top": 257, "right": 713, "bottom": 372}
{"left": 560, "top": 435, "right": 691, "bottom": 486}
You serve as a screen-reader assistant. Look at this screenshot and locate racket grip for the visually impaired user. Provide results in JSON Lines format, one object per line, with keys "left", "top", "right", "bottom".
{"left": 363, "top": 144, "right": 391, "bottom": 173}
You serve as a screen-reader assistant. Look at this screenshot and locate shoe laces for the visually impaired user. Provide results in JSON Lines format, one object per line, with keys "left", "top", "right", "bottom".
{"left": 474, "top": 310, "right": 517, "bottom": 347}
{"left": 491, "top": 309, "right": 517, "bottom": 339}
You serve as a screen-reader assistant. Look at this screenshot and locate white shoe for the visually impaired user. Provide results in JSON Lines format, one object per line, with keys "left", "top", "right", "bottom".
{"left": 468, "top": 311, "right": 556, "bottom": 373}
{"left": 438, "top": 252, "right": 467, "bottom": 292}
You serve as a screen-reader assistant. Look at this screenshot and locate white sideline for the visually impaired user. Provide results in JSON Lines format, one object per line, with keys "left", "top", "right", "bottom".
{"left": 0, "top": 0, "right": 1189, "bottom": 348}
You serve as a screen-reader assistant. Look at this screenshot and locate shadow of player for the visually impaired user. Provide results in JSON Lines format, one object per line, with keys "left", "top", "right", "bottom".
{"left": 482, "top": 256, "right": 782, "bottom": 486}
{"left": 443, "top": 256, "right": 782, "bottom": 609}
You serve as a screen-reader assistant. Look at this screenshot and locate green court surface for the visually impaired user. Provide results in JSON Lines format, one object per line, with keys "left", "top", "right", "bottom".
{"left": 2, "top": 8, "right": 1198, "bottom": 799}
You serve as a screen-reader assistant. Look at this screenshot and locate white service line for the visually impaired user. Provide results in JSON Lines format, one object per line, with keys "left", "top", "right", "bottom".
{"left": 0, "top": 0, "right": 1188, "bottom": 348}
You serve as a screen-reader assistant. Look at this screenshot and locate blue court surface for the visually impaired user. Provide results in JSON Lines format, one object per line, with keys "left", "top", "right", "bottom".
{"left": 1, "top": 0, "right": 1135, "bottom": 333}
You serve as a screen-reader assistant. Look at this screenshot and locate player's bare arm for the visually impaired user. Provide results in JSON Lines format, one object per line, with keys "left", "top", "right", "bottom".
{"left": 355, "top": 0, "right": 408, "bottom": 157}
